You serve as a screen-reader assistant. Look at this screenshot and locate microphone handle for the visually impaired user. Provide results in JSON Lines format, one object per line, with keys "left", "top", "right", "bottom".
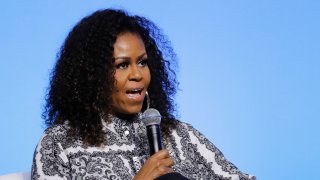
{"left": 146, "top": 124, "right": 163, "bottom": 155}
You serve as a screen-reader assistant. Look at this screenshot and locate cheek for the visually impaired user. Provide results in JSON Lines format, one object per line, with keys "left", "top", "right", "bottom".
{"left": 111, "top": 74, "right": 126, "bottom": 104}
{"left": 113, "top": 72, "right": 126, "bottom": 91}
{"left": 111, "top": 89, "right": 126, "bottom": 112}
{"left": 145, "top": 69, "right": 151, "bottom": 87}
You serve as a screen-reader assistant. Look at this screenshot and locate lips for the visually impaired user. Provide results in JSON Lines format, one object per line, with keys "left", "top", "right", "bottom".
{"left": 125, "top": 87, "right": 145, "bottom": 101}
{"left": 126, "top": 88, "right": 143, "bottom": 95}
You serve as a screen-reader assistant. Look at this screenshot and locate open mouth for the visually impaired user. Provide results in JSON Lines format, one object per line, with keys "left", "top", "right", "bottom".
{"left": 126, "top": 88, "right": 143, "bottom": 95}
{"left": 125, "top": 88, "right": 144, "bottom": 100}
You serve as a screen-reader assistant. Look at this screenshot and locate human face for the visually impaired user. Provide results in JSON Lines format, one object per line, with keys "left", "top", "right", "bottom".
{"left": 111, "top": 33, "right": 151, "bottom": 114}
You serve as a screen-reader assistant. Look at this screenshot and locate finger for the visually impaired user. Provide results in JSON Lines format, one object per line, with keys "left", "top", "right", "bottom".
{"left": 159, "top": 158, "right": 174, "bottom": 167}
{"left": 151, "top": 149, "right": 170, "bottom": 159}
{"left": 155, "top": 166, "right": 174, "bottom": 178}
{"left": 160, "top": 166, "right": 173, "bottom": 174}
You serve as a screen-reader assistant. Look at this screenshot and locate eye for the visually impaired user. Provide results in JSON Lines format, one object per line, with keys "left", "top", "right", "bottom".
{"left": 116, "top": 62, "right": 129, "bottom": 69}
{"left": 138, "top": 58, "right": 148, "bottom": 67}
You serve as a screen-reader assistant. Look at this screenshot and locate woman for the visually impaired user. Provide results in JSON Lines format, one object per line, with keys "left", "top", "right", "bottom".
{"left": 32, "top": 9, "right": 255, "bottom": 180}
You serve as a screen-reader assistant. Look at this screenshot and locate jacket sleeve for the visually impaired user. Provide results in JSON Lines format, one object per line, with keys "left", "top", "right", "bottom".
{"left": 176, "top": 122, "right": 256, "bottom": 180}
{"left": 31, "top": 127, "right": 70, "bottom": 180}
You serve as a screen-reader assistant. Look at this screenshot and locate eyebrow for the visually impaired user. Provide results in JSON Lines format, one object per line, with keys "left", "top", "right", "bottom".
{"left": 114, "top": 53, "right": 147, "bottom": 61}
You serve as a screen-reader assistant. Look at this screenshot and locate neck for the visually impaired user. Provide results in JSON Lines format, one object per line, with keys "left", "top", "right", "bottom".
{"left": 112, "top": 112, "right": 140, "bottom": 121}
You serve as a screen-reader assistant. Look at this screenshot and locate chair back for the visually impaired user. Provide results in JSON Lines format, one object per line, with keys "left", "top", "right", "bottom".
{"left": 0, "top": 172, "right": 30, "bottom": 180}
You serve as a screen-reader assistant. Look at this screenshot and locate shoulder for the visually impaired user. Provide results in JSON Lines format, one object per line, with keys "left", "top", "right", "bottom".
{"left": 37, "top": 123, "right": 70, "bottom": 148}
{"left": 170, "top": 120, "right": 208, "bottom": 145}
{"left": 172, "top": 120, "right": 204, "bottom": 138}
{"left": 172, "top": 119, "right": 192, "bottom": 129}
{"left": 42, "top": 123, "right": 69, "bottom": 138}
{"left": 171, "top": 119, "right": 219, "bottom": 152}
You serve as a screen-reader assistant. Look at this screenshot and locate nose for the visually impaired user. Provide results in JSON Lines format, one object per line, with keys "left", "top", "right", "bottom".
{"left": 128, "top": 65, "right": 142, "bottom": 81}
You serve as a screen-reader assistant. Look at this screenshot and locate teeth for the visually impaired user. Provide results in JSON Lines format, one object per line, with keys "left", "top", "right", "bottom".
{"left": 127, "top": 88, "right": 142, "bottom": 94}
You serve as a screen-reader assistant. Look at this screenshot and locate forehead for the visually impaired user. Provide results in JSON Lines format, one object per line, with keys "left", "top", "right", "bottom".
{"left": 113, "top": 33, "right": 146, "bottom": 55}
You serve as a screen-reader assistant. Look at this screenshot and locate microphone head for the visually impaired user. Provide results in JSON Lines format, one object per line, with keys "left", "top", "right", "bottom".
{"left": 141, "top": 108, "right": 161, "bottom": 126}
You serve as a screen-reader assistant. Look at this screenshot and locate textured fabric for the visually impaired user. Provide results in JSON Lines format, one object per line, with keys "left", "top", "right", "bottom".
{"left": 31, "top": 116, "right": 255, "bottom": 180}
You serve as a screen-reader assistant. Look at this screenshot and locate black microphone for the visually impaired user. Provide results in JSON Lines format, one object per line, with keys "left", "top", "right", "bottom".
{"left": 141, "top": 108, "right": 163, "bottom": 155}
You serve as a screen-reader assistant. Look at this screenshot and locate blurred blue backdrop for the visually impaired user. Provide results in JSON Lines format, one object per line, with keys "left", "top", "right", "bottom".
{"left": 1, "top": 1, "right": 319, "bottom": 179}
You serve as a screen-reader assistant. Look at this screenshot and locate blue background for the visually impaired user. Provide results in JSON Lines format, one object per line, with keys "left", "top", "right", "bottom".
{"left": 1, "top": 1, "right": 319, "bottom": 179}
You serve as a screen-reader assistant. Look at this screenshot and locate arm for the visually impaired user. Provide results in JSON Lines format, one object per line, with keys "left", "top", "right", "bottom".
{"left": 186, "top": 123, "right": 256, "bottom": 180}
{"left": 31, "top": 128, "right": 70, "bottom": 180}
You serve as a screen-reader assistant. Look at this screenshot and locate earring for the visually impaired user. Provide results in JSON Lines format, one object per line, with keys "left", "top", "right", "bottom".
{"left": 145, "top": 91, "right": 150, "bottom": 109}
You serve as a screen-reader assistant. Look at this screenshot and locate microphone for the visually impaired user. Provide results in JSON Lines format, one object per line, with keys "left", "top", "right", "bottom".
{"left": 141, "top": 108, "right": 163, "bottom": 155}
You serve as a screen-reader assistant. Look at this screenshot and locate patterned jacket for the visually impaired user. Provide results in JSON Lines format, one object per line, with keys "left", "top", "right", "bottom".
{"left": 32, "top": 116, "right": 255, "bottom": 180}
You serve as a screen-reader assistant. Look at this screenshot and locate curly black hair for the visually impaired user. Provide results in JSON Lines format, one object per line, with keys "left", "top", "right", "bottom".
{"left": 43, "top": 9, "right": 178, "bottom": 146}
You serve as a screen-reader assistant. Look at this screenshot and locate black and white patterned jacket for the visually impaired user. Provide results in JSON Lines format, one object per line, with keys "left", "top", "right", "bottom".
{"left": 31, "top": 116, "right": 255, "bottom": 180}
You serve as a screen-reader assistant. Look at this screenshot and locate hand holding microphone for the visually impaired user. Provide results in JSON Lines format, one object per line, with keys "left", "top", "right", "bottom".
{"left": 134, "top": 108, "right": 174, "bottom": 180}
{"left": 134, "top": 93, "right": 189, "bottom": 180}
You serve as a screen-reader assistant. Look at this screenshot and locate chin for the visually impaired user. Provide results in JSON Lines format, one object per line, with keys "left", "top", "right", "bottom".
{"left": 126, "top": 108, "right": 143, "bottom": 114}
{"left": 115, "top": 105, "right": 143, "bottom": 115}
